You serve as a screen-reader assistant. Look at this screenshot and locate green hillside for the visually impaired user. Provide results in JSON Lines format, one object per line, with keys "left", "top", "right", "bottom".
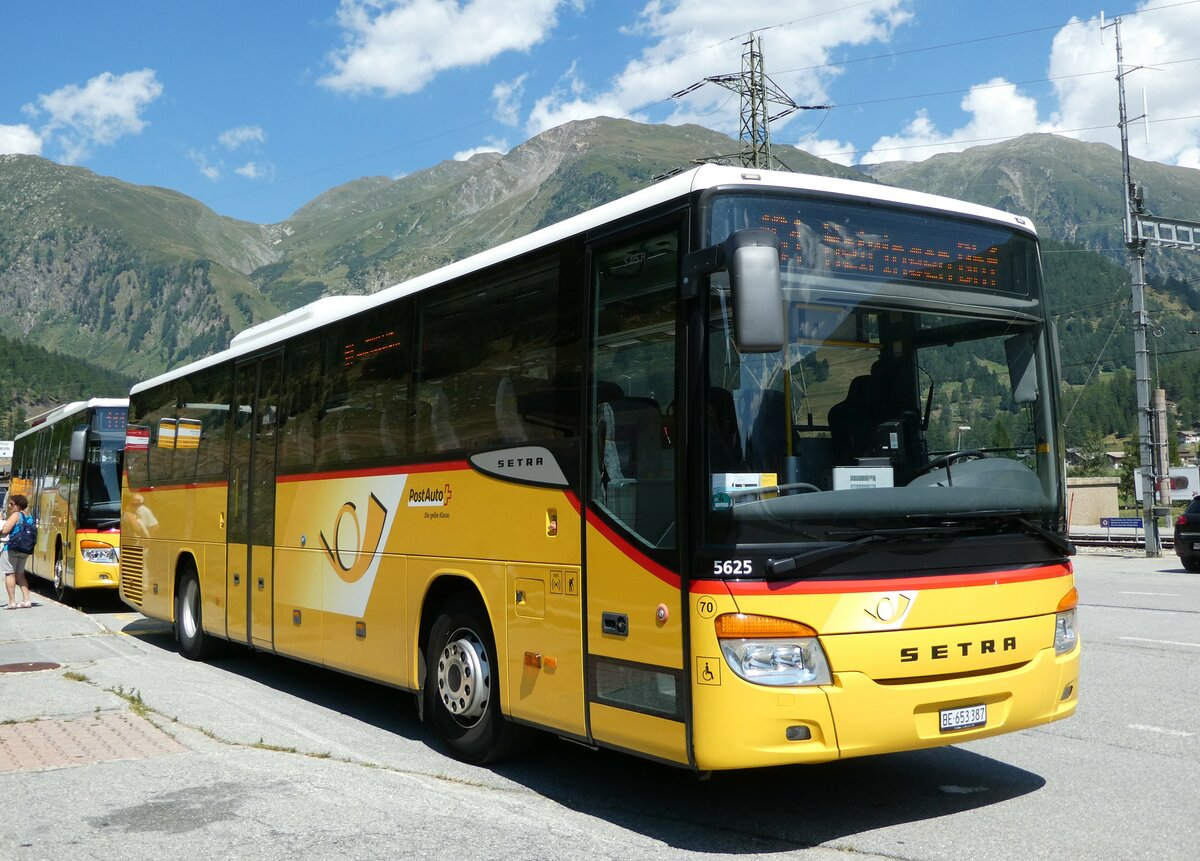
{"left": 5, "top": 119, "right": 1200, "bottom": 454}
{"left": 257, "top": 118, "right": 868, "bottom": 311}
{"left": 0, "top": 333, "right": 134, "bottom": 439}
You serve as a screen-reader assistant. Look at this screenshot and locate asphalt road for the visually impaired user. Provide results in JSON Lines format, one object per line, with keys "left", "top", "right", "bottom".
{"left": 0, "top": 550, "right": 1196, "bottom": 861}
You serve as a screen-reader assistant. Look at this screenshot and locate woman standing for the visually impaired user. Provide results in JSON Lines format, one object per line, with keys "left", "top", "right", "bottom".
{"left": 2, "top": 494, "right": 34, "bottom": 609}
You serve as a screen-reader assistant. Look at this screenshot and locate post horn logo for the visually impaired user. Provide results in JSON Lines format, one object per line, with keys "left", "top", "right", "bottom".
{"left": 320, "top": 493, "right": 389, "bottom": 583}
{"left": 863, "top": 592, "right": 915, "bottom": 626}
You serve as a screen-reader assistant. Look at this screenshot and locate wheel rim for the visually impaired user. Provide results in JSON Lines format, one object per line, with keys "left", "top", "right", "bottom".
{"left": 180, "top": 579, "right": 199, "bottom": 640}
{"left": 436, "top": 627, "right": 491, "bottom": 727}
{"left": 53, "top": 558, "right": 64, "bottom": 595}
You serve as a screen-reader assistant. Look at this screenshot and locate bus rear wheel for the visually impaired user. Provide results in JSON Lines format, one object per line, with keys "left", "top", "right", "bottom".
{"left": 176, "top": 568, "right": 215, "bottom": 661}
{"left": 423, "top": 594, "right": 525, "bottom": 763}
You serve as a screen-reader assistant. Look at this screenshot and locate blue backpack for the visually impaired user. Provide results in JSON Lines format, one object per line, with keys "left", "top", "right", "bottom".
{"left": 8, "top": 512, "right": 36, "bottom": 554}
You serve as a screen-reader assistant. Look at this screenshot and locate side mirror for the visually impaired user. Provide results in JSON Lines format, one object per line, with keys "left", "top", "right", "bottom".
{"left": 1005, "top": 332, "right": 1039, "bottom": 405}
{"left": 726, "top": 229, "right": 784, "bottom": 353}
{"left": 69, "top": 426, "right": 90, "bottom": 463}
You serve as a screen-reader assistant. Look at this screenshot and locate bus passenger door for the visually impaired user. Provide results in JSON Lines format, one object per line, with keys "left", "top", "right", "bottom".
{"left": 227, "top": 354, "right": 282, "bottom": 650}
{"left": 583, "top": 225, "right": 689, "bottom": 765}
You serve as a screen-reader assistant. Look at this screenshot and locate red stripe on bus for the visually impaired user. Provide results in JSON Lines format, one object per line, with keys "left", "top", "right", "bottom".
{"left": 690, "top": 563, "right": 1072, "bottom": 596}
{"left": 77, "top": 528, "right": 119, "bottom": 535}
{"left": 583, "top": 508, "right": 681, "bottom": 589}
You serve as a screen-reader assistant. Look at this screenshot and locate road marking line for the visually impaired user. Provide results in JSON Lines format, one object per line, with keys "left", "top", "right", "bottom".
{"left": 1119, "top": 591, "right": 1179, "bottom": 597}
{"left": 1120, "top": 636, "right": 1200, "bottom": 648}
{"left": 1129, "top": 724, "right": 1194, "bottom": 738}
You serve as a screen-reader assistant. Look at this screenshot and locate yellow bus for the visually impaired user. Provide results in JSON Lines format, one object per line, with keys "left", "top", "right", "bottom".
{"left": 120, "top": 164, "right": 1078, "bottom": 769}
{"left": 8, "top": 398, "right": 127, "bottom": 600}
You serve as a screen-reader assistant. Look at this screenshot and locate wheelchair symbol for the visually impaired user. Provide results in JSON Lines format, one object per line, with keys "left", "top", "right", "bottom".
{"left": 697, "top": 657, "right": 721, "bottom": 685}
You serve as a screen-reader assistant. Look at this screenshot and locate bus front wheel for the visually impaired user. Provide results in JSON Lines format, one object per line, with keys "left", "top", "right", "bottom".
{"left": 176, "top": 568, "right": 214, "bottom": 661}
{"left": 423, "top": 594, "right": 524, "bottom": 763}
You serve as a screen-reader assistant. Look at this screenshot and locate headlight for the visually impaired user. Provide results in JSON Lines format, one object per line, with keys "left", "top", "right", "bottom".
{"left": 1054, "top": 587, "right": 1078, "bottom": 655}
{"left": 1054, "top": 609, "right": 1077, "bottom": 655}
{"left": 716, "top": 614, "right": 832, "bottom": 687}
{"left": 80, "top": 541, "right": 118, "bottom": 564}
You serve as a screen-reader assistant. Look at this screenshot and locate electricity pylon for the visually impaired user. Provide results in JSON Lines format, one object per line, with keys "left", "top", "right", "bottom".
{"left": 672, "top": 34, "right": 829, "bottom": 170}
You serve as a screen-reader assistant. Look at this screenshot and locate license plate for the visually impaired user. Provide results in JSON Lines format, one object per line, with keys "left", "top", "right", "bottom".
{"left": 940, "top": 704, "right": 987, "bottom": 732}
{"left": 1193, "top": 542, "right": 1200, "bottom": 550}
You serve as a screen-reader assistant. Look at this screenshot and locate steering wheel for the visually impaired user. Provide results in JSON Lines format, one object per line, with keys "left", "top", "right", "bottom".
{"left": 911, "top": 449, "right": 985, "bottom": 478}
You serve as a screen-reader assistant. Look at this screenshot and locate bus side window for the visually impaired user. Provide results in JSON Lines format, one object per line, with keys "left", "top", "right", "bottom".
{"left": 173, "top": 364, "right": 233, "bottom": 480}
{"left": 317, "top": 305, "right": 413, "bottom": 470}
{"left": 415, "top": 251, "right": 580, "bottom": 458}
{"left": 139, "top": 385, "right": 178, "bottom": 485}
{"left": 278, "top": 335, "right": 321, "bottom": 471}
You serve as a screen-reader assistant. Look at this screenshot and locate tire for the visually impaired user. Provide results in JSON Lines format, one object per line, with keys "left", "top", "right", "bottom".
{"left": 52, "top": 553, "right": 67, "bottom": 603}
{"left": 423, "top": 593, "right": 525, "bottom": 763}
{"left": 1182, "top": 555, "right": 1200, "bottom": 573}
{"left": 175, "top": 568, "right": 215, "bottom": 660}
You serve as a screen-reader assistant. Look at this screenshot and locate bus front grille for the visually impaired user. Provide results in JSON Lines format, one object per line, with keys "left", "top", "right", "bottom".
{"left": 120, "top": 546, "right": 145, "bottom": 606}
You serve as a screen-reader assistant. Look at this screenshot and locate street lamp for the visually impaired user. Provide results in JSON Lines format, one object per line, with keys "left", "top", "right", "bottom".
{"left": 957, "top": 425, "right": 971, "bottom": 449}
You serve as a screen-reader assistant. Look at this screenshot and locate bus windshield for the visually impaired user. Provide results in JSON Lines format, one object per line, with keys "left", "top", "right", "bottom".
{"left": 80, "top": 415, "right": 126, "bottom": 528}
{"left": 703, "top": 193, "right": 1062, "bottom": 550}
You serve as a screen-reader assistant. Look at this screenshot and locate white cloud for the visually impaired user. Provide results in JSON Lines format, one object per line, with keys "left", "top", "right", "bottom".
{"left": 0, "top": 124, "right": 43, "bottom": 156}
{"left": 493, "top": 75, "right": 527, "bottom": 126}
{"left": 453, "top": 137, "right": 508, "bottom": 160}
{"left": 219, "top": 125, "right": 267, "bottom": 149}
{"left": 802, "top": 136, "right": 856, "bottom": 166}
{"left": 235, "top": 161, "right": 275, "bottom": 180}
{"left": 187, "top": 148, "right": 222, "bottom": 181}
{"left": 859, "top": 78, "right": 1051, "bottom": 164}
{"left": 527, "top": 0, "right": 911, "bottom": 136}
{"left": 30, "top": 69, "right": 162, "bottom": 163}
{"left": 321, "top": 0, "right": 571, "bottom": 96}
{"left": 1047, "top": 2, "right": 1200, "bottom": 169}
{"left": 842, "top": 2, "right": 1200, "bottom": 167}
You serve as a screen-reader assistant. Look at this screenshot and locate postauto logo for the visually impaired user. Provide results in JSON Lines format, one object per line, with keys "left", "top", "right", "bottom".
{"left": 407, "top": 483, "right": 452, "bottom": 507}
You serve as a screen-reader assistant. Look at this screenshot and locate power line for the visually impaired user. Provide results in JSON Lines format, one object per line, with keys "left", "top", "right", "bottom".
{"left": 813, "top": 55, "right": 1200, "bottom": 112}
{"left": 771, "top": 0, "right": 1200, "bottom": 77}
{"left": 813, "top": 112, "right": 1200, "bottom": 160}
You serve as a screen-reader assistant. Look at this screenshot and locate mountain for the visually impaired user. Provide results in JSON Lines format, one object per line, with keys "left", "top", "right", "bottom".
{"left": 4, "top": 119, "right": 1200, "bottom": 399}
{"left": 254, "top": 119, "right": 865, "bottom": 306}
{"left": 0, "top": 154, "right": 277, "bottom": 377}
{"left": 857, "top": 133, "right": 1200, "bottom": 283}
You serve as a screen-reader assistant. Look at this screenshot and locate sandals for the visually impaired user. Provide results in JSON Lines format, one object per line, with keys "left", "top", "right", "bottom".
{"left": 2, "top": 602, "right": 32, "bottom": 609}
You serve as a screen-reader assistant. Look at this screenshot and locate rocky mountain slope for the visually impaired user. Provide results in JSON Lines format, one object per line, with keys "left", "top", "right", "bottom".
{"left": 3, "top": 118, "right": 1199, "bottom": 382}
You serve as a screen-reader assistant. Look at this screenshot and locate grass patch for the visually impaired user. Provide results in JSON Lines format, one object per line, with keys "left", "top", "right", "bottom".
{"left": 109, "top": 685, "right": 152, "bottom": 718}
{"left": 252, "top": 738, "right": 298, "bottom": 754}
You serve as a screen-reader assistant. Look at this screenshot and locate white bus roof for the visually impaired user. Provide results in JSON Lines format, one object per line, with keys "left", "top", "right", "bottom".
{"left": 16, "top": 397, "right": 129, "bottom": 441}
{"left": 132, "top": 163, "right": 1038, "bottom": 396}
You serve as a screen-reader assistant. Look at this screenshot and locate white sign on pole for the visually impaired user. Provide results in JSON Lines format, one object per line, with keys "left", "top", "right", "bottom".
{"left": 1135, "top": 465, "right": 1200, "bottom": 502}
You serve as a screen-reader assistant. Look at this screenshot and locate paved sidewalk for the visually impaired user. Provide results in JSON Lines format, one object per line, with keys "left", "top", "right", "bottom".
{"left": 0, "top": 593, "right": 187, "bottom": 777}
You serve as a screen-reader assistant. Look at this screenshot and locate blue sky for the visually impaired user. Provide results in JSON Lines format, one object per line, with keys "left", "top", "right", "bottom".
{"left": 3, "top": 1, "right": 1198, "bottom": 225}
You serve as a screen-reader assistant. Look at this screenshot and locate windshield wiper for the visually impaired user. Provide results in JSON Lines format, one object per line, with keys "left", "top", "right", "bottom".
{"left": 765, "top": 535, "right": 882, "bottom": 578}
{"left": 908, "top": 509, "right": 1076, "bottom": 557}
{"left": 763, "top": 513, "right": 1073, "bottom": 580}
{"left": 1013, "top": 516, "right": 1076, "bottom": 556}
{"left": 763, "top": 526, "right": 954, "bottom": 579}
